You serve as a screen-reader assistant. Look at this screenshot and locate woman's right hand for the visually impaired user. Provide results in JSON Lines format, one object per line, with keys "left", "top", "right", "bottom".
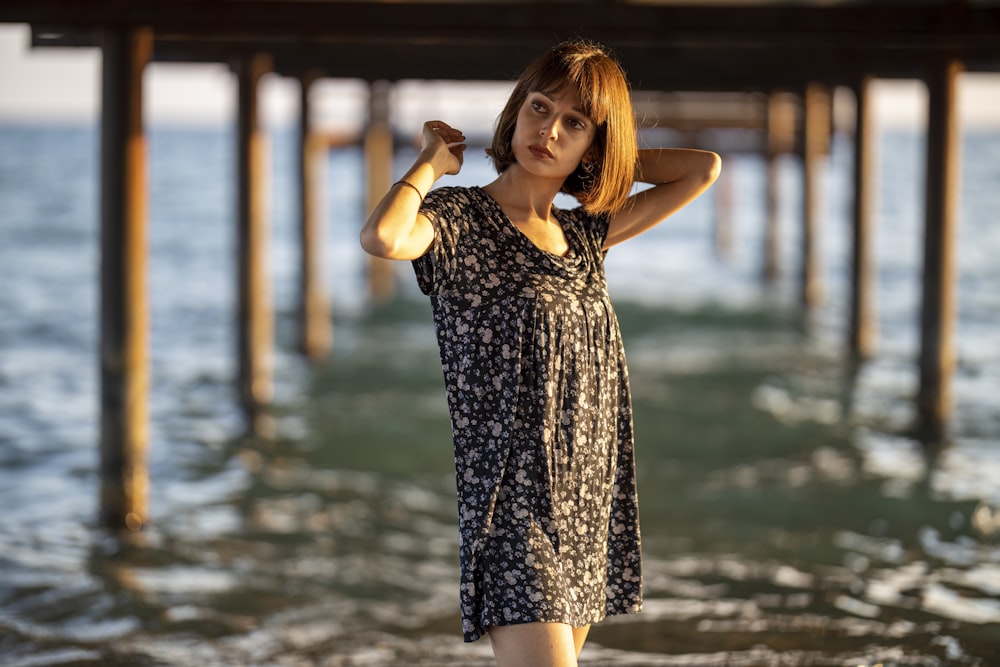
{"left": 421, "top": 120, "right": 466, "bottom": 177}
{"left": 360, "top": 120, "right": 465, "bottom": 260}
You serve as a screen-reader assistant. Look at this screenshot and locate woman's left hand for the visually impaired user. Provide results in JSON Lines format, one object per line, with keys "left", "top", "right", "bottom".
{"left": 421, "top": 120, "right": 467, "bottom": 177}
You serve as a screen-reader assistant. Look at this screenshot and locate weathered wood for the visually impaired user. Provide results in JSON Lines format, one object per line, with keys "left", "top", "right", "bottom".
{"left": 763, "top": 91, "right": 795, "bottom": 285}
{"left": 236, "top": 53, "right": 274, "bottom": 413}
{"left": 800, "top": 82, "right": 829, "bottom": 309}
{"left": 297, "top": 71, "right": 332, "bottom": 361}
{"left": 12, "top": 2, "right": 1000, "bottom": 50}
{"left": 713, "top": 155, "right": 734, "bottom": 260}
{"left": 364, "top": 80, "right": 397, "bottom": 304}
{"left": 850, "top": 75, "right": 878, "bottom": 360}
{"left": 917, "top": 58, "right": 963, "bottom": 442}
{"left": 26, "top": 27, "right": 1000, "bottom": 88}
{"left": 99, "top": 27, "right": 152, "bottom": 533}
{"left": 21, "top": 3, "right": 1000, "bottom": 94}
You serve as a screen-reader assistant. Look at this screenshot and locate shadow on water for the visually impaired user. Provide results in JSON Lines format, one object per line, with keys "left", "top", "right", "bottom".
{"left": 3, "top": 298, "right": 999, "bottom": 666}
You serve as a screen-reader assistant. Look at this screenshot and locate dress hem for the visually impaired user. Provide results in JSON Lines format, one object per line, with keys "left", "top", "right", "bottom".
{"left": 463, "top": 603, "right": 643, "bottom": 643}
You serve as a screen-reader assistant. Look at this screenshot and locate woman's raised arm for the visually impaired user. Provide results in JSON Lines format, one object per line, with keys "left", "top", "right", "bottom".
{"left": 604, "top": 148, "right": 721, "bottom": 250}
{"left": 359, "top": 121, "right": 466, "bottom": 260}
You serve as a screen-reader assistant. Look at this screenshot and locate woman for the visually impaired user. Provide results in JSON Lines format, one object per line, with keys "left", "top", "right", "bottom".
{"left": 360, "top": 39, "right": 720, "bottom": 667}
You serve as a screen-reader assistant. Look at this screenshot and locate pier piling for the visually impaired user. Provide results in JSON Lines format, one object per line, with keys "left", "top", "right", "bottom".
{"left": 918, "top": 59, "right": 963, "bottom": 442}
{"left": 800, "top": 82, "right": 829, "bottom": 309}
{"left": 236, "top": 53, "right": 274, "bottom": 415}
{"left": 713, "top": 156, "right": 734, "bottom": 260}
{"left": 764, "top": 92, "right": 795, "bottom": 285}
{"left": 98, "top": 26, "right": 152, "bottom": 532}
{"left": 297, "top": 71, "right": 332, "bottom": 361}
{"left": 850, "top": 75, "right": 879, "bottom": 360}
{"left": 364, "top": 80, "right": 396, "bottom": 304}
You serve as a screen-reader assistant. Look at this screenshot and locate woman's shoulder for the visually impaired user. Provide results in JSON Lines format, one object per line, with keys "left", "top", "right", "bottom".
{"left": 419, "top": 186, "right": 493, "bottom": 240}
{"left": 556, "top": 202, "right": 609, "bottom": 228}
{"left": 424, "top": 184, "right": 478, "bottom": 205}
{"left": 422, "top": 185, "right": 491, "bottom": 222}
{"left": 555, "top": 202, "right": 611, "bottom": 248}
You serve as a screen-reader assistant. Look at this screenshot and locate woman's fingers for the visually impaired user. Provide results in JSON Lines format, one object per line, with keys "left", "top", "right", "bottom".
{"left": 423, "top": 120, "right": 466, "bottom": 175}
{"left": 426, "top": 120, "right": 465, "bottom": 145}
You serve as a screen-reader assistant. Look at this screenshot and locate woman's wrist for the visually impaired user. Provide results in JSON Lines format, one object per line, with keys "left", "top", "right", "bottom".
{"left": 392, "top": 180, "right": 424, "bottom": 200}
{"left": 399, "top": 159, "right": 439, "bottom": 198}
{"left": 403, "top": 151, "right": 448, "bottom": 193}
{"left": 416, "top": 147, "right": 452, "bottom": 182}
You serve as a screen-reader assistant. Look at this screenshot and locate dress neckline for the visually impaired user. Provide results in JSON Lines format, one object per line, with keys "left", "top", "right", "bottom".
{"left": 474, "top": 186, "right": 577, "bottom": 260}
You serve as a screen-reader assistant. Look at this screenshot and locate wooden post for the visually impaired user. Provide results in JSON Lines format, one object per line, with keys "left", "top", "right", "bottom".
{"left": 298, "top": 71, "right": 332, "bottom": 361}
{"left": 917, "top": 59, "right": 963, "bottom": 442}
{"left": 99, "top": 27, "right": 152, "bottom": 533}
{"left": 236, "top": 54, "right": 274, "bottom": 414}
{"left": 850, "top": 76, "right": 878, "bottom": 359}
{"left": 763, "top": 92, "right": 794, "bottom": 285}
{"left": 365, "top": 80, "right": 396, "bottom": 303}
{"left": 800, "top": 83, "right": 829, "bottom": 309}
{"left": 713, "top": 154, "right": 734, "bottom": 260}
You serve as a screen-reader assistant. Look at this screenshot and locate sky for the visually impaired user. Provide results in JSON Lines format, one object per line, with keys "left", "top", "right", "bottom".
{"left": 1, "top": 23, "right": 999, "bottom": 132}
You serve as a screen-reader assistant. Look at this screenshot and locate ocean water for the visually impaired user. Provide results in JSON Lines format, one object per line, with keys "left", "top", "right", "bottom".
{"left": 0, "top": 121, "right": 998, "bottom": 666}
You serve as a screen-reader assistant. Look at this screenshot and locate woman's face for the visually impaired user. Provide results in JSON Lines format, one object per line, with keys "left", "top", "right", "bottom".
{"left": 510, "top": 88, "right": 597, "bottom": 181}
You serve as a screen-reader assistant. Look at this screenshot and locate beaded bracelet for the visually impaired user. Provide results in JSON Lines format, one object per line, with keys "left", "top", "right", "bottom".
{"left": 393, "top": 180, "right": 424, "bottom": 200}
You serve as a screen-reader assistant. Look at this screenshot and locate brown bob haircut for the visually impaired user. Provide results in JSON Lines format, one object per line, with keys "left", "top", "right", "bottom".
{"left": 488, "top": 39, "right": 638, "bottom": 216}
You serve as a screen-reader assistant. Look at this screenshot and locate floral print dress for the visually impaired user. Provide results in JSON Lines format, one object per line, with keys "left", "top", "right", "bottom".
{"left": 413, "top": 186, "right": 642, "bottom": 642}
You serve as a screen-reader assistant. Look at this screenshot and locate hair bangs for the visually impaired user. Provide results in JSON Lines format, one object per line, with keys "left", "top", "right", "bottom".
{"left": 532, "top": 51, "right": 610, "bottom": 127}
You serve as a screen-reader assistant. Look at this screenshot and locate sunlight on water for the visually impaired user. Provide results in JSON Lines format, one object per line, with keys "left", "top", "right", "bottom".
{"left": 1, "top": 125, "right": 999, "bottom": 665}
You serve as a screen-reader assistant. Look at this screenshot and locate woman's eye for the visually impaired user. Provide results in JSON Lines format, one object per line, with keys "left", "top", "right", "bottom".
{"left": 531, "top": 101, "right": 546, "bottom": 113}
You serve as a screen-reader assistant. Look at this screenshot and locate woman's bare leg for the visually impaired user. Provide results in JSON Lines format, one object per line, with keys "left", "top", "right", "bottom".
{"left": 488, "top": 622, "right": 579, "bottom": 667}
{"left": 572, "top": 625, "right": 591, "bottom": 657}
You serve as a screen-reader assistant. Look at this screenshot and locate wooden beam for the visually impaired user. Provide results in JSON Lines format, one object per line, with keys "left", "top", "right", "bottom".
{"left": 25, "top": 1, "right": 1000, "bottom": 94}
{"left": 11, "top": 2, "right": 1000, "bottom": 51}
{"left": 29, "top": 29, "right": 1000, "bottom": 89}
{"left": 99, "top": 26, "right": 152, "bottom": 534}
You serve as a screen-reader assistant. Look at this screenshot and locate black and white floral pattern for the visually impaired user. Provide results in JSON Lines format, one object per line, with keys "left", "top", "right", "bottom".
{"left": 413, "top": 186, "right": 642, "bottom": 643}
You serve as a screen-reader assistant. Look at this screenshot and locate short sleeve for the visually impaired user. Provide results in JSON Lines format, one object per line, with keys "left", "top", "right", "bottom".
{"left": 563, "top": 206, "right": 611, "bottom": 258}
{"left": 411, "top": 186, "right": 465, "bottom": 295}
{"left": 589, "top": 210, "right": 612, "bottom": 250}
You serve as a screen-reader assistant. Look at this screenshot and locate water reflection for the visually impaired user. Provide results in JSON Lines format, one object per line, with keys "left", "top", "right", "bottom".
{"left": 4, "top": 123, "right": 1000, "bottom": 665}
{"left": 4, "top": 301, "right": 999, "bottom": 666}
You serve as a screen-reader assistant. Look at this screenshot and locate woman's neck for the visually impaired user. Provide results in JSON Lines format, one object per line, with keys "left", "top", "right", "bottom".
{"left": 484, "top": 166, "right": 563, "bottom": 222}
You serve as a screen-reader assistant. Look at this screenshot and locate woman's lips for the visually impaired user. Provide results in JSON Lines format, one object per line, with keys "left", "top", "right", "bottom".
{"left": 529, "top": 145, "right": 554, "bottom": 159}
